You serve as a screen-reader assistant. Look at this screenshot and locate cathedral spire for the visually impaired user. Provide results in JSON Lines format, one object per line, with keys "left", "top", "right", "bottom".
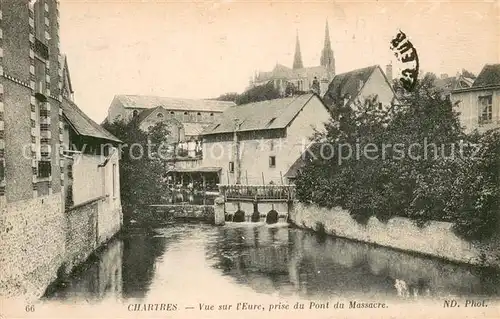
{"left": 293, "top": 30, "right": 304, "bottom": 69}
{"left": 320, "top": 19, "right": 335, "bottom": 74}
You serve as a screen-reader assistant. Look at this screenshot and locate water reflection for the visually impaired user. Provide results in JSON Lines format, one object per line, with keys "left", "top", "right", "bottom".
{"left": 207, "top": 224, "right": 500, "bottom": 300}
{"left": 44, "top": 223, "right": 500, "bottom": 303}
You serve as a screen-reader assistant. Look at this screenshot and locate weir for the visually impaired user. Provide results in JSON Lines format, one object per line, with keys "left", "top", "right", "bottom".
{"left": 215, "top": 184, "right": 295, "bottom": 225}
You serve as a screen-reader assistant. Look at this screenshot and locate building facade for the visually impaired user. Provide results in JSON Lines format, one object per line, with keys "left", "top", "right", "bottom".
{"left": 107, "top": 94, "right": 235, "bottom": 157}
{"left": 200, "top": 93, "right": 330, "bottom": 185}
{"left": 0, "top": 1, "right": 123, "bottom": 299}
{"left": 322, "top": 65, "right": 397, "bottom": 111}
{"left": 250, "top": 21, "right": 335, "bottom": 97}
{"left": 0, "top": 0, "right": 67, "bottom": 298}
{"left": 450, "top": 64, "right": 500, "bottom": 133}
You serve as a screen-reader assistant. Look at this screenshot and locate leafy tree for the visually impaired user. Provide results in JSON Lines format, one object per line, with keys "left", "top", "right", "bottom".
{"left": 235, "top": 82, "right": 280, "bottom": 105}
{"left": 214, "top": 92, "right": 239, "bottom": 102}
{"left": 295, "top": 74, "right": 500, "bottom": 241}
{"left": 102, "top": 119, "right": 172, "bottom": 224}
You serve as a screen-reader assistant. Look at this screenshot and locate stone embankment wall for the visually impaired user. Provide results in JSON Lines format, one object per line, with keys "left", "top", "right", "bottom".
{"left": 0, "top": 194, "right": 65, "bottom": 300}
{"left": 289, "top": 202, "right": 500, "bottom": 268}
{"left": 0, "top": 195, "right": 122, "bottom": 300}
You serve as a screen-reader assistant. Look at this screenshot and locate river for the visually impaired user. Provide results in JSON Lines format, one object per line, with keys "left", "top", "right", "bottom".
{"left": 43, "top": 222, "right": 500, "bottom": 307}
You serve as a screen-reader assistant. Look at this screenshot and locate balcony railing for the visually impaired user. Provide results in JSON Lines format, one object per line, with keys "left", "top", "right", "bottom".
{"left": 218, "top": 184, "right": 296, "bottom": 201}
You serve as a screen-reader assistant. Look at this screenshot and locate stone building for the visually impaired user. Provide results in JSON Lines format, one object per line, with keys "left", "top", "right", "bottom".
{"left": 0, "top": 1, "right": 123, "bottom": 299}
{"left": 200, "top": 93, "right": 330, "bottom": 185}
{"left": 450, "top": 64, "right": 500, "bottom": 133}
{"left": 250, "top": 21, "right": 335, "bottom": 97}
{"left": 106, "top": 94, "right": 235, "bottom": 157}
{"left": 0, "top": 0, "right": 67, "bottom": 299}
{"left": 322, "top": 65, "right": 396, "bottom": 111}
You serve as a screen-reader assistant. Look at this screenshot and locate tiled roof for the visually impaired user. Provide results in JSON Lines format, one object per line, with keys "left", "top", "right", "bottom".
{"left": 472, "top": 64, "right": 500, "bottom": 88}
{"left": 62, "top": 98, "right": 121, "bottom": 143}
{"left": 113, "top": 94, "right": 235, "bottom": 112}
{"left": 202, "top": 93, "right": 319, "bottom": 135}
{"left": 183, "top": 122, "right": 207, "bottom": 137}
{"left": 322, "top": 65, "right": 378, "bottom": 107}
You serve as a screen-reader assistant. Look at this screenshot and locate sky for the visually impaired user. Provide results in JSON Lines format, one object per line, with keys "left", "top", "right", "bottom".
{"left": 59, "top": 0, "right": 499, "bottom": 122}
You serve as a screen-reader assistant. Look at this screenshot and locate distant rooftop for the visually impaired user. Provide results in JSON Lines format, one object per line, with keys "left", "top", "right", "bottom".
{"left": 113, "top": 94, "right": 235, "bottom": 112}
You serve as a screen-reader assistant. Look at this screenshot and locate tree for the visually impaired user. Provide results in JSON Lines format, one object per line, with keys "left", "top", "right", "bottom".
{"left": 214, "top": 92, "right": 239, "bottom": 102}
{"left": 295, "top": 74, "right": 500, "bottom": 240}
{"left": 101, "top": 119, "right": 172, "bottom": 224}
{"left": 235, "top": 82, "right": 280, "bottom": 105}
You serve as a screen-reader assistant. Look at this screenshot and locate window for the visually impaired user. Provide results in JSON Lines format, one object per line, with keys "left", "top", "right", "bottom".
{"left": 269, "top": 156, "right": 276, "bottom": 168}
{"left": 183, "top": 112, "right": 189, "bottom": 121}
{"left": 132, "top": 110, "right": 138, "bottom": 117}
{"left": 229, "top": 161, "right": 234, "bottom": 173}
{"left": 35, "top": 58, "right": 46, "bottom": 95}
{"left": 479, "top": 96, "right": 493, "bottom": 124}
{"left": 34, "top": 0, "right": 45, "bottom": 42}
{"left": 197, "top": 112, "right": 202, "bottom": 122}
{"left": 170, "top": 111, "right": 175, "bottom": 117}
{"left": 378, "top": 102, "right": 383, "bottom": 110}
{"left": 0, "top": 160, "right": 4, "bottom": 181}
{"left": 157, "top": 113, "right": 164, "bottom": 118}
{"left": 38, "top": 160, "right": 51, "bottom": 178}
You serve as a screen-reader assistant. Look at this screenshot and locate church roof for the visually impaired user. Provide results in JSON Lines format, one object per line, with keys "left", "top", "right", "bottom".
{"left": 113, "top": 95, "right": 235, "bottom": 112}
{"left": 202, "top": 93, "right": 323, "bottom": 135}
{"left": 472, "top": 64, "right": 500, "bottom": 88}
{"left": 323, "top": 65, "right": 379, "bottom": 107}
{"left": 256, "top": 65, "right": 330, "bottom": 82}
{"left": 62, "top": 98, "right": 121, "bottom": 143}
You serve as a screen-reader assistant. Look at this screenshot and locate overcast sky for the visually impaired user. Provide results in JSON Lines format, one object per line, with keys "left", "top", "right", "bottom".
{"left": 59, "top": 0, "right": 499, "bottom": 122}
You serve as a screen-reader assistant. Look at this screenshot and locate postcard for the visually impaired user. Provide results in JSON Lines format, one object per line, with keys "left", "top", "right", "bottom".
{"left": 0, "top": 0, "right": 499, "bottom": 318}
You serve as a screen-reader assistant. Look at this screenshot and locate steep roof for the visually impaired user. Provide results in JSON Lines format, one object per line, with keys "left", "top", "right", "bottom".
{"left": 113, "top": 94, "right": 235, "bottom": 112}
{"left": 62, "top": 98, "right": 121, "bottom": 143}
{"left": 472, "top": 64, "right": 500, "bottom": 88}
{"left": 202, "top": 93, "right": 321, "bottom": 135}
{"left": 323, "top": 65, "right": 378, "bottom": 107}
{"left": 61, "top": 54, "right": 74, "bottom": 95}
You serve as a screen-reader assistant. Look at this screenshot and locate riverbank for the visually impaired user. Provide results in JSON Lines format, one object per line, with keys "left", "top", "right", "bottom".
{"left": 289, "top": 202, "right": 500, "bottom": 269}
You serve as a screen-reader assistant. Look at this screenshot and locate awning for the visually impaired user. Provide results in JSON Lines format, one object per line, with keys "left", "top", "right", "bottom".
{"left": 167, "top": 167, "right": 222, "bottom": 173}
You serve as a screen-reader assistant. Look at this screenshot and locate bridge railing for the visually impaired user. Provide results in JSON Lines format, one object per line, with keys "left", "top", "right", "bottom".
{"left": 218, "top": 184, "right": 296, "bottom": 201}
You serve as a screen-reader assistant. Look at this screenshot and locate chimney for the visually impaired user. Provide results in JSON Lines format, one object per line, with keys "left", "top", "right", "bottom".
{"left": 386, "top": 64, "right": 393, "bottom": 82}
{"left": 440, "top": 73, "right": 449, "bottom": 79}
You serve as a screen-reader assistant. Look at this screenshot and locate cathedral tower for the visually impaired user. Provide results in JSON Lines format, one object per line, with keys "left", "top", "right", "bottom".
{"left": 292, "top": 31, "right": 304, "bottom": 69}
{"left": 320, "top": 20, "right": 335, "bottom": 74}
